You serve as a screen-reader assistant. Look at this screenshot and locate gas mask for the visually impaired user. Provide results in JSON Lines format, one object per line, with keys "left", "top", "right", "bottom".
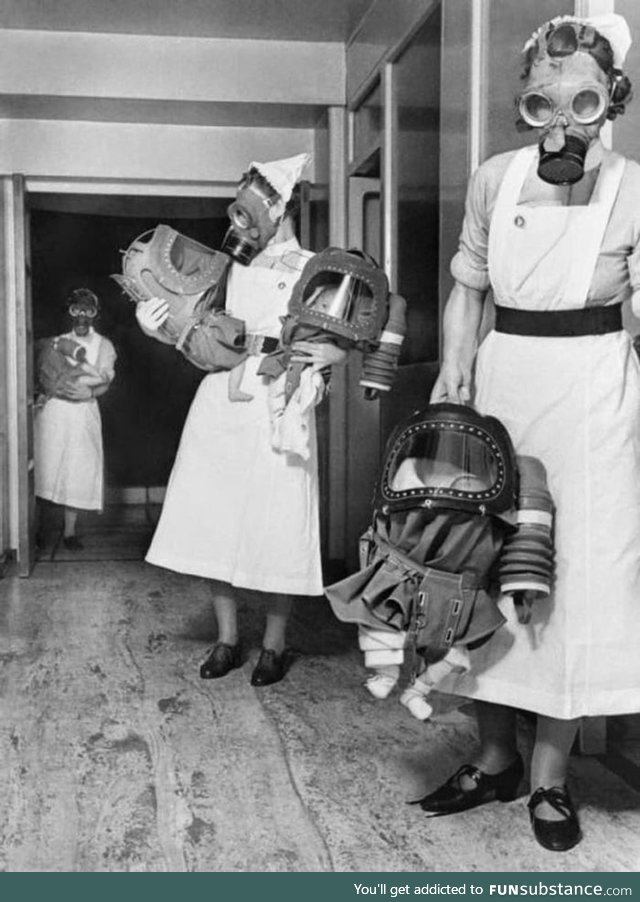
{"left": 326, "top": 404, "right": 555, "bottom": 660}
{"left": 263, "top": 246, "right": 406, "bottom": 401}
{"left": 378, "top": 403, "right": 517, "bottom": 521}
{"left": 519, "top": 22, "right": 615, "bottom": 186}
{"left": 67, "top": 289, "right": 99, "bottom": 335}
{"left": 221, "top": 175, "right": 283, "bottom": 265}
{"left": 288, "top": 247, "right": 389, "bottom": 346}
{"left": 68, "top": 304, "right": 97, "bottom": 320}
{"left": 520, "top": 80, "right": 610, "bottom": 184}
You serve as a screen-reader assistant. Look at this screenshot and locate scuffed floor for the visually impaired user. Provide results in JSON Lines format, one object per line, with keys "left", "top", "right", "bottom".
{"left": 1, "top": 560, "right": 639, "bottom": 872}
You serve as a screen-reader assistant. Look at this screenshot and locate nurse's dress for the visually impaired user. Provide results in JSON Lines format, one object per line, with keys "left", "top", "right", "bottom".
{"left": 146, "top": 238, "right": 324, "bottom": 596}
{"left": 35, "top": 329, "right": 116, "bottom": 511}
{"left": 440, "top": 144, "right": 640, "bottom": 719}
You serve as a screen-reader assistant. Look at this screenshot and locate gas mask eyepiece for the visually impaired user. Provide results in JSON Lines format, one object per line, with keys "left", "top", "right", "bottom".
{"left": 519, "top": 84, "right": 609, "bottom": 129}
{"left": 68, "top": 304, "right": 97, "bottom": 319}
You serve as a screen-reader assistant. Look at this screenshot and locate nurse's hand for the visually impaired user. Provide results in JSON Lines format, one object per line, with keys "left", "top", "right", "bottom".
{"left": 60, "top": 383, "right": 93, "bottom": 402}
{"left": 136, "top": 297, "right": 169, "bottom": 332}
{"left": 513, "top": 590, "right": 540, "bottom": 625}
{"left": 290, "top": 340, "right": 347, "bottom": 374}
{"left": 430, "top": 361, "right": 471, "bottom": 404}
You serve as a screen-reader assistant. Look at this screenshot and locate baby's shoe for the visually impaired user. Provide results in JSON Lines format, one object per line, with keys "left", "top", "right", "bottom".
{"left": 365, "top": 672, "right": 398, "bottom": 700}
{"left": 400, "top": 683, "right": 434, "bottom": 720}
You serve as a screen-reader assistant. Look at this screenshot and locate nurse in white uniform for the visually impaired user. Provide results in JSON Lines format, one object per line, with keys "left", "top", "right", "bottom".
{"left": 138, "top": 155, "right": 346, "bottom": 687}
{"left": 35, "top": 289, "right": 117, "bottom": 549}
{"left": 421, "top": 15, "right": 640, "bottom": 852}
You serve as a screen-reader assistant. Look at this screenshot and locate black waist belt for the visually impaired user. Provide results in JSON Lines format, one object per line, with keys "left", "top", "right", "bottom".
{"left": 494, "top": 304, "right": 622, "bottom": 337}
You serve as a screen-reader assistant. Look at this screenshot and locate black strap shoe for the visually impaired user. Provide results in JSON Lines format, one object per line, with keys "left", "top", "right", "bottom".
{"left": 410, "top": 755, "right": 524, "bottom": 816}
{"left": 528, "top": 785, "right": 582, "bottom": 852}
{"left": 63, "top": 535, "right": 84, "bottom": 551}
{"left": 200, "top": 642, "right": 242, "bottom": 679}
{"left": 250, "top": 648, "right": 294, "bottom": 687}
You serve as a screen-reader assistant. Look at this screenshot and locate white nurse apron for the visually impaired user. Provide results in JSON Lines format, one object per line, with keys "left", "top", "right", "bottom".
{"left": 441, "top": 146, "right": 640, "bottom": 718}
{"left": 35, "top": 330, "right": 105, "bottom": 511}
{"left": 146, "top": 258, "right": 323, "bottom": 596}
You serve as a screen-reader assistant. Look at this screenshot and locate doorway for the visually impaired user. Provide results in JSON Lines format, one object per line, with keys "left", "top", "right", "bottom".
{"left": 30, "top": 192, "right": 231, "bottom": 562}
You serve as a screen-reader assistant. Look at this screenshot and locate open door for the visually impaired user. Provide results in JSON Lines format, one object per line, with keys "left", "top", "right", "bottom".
{"left": 13, "top": 174, "right": 36, "bottom": 576}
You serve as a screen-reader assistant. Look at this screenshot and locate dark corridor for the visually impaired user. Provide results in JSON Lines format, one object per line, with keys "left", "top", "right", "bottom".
{"left": 30, "top": 195, "right": 231, "bottom": 491}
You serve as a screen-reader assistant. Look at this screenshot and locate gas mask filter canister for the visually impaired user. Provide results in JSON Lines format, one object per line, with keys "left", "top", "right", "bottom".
{"left": 537, "top": 131, "right": 589, "bottom": 185}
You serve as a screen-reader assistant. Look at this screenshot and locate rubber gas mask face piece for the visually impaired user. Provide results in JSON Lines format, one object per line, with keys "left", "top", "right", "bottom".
{"left": 522, "top": 51, "right": 610, "bottom": 186}
{"left": 67, "top": 289, "right": 99, "bottom": 335}
{"left": 525, "top": 79, "right": 609, "bottom": 185}
{"left": 221, "top": 180, "right": 281, "bottom": 265}
{"left": 287, "top": 247, "right": 389, "bottom": 346}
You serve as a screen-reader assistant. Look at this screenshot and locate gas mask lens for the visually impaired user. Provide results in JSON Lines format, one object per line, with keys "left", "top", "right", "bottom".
{"left": 302, "top": 273, "right": 371, "bottom": 322}
{"left": 572, "top": 87, "right": 607, "bottom": 123}
{"left": 519, "top": 84, "right": 609, "bottom": 128}
{"left": 388, "top": 430, "right": 498, "bottom": 497}
{"left": 521, "top": 92, "right": 554, "bottom": 127}
{"left": 69, "top": 304, "right": 97, "bottom": 319}
{"left": 227, "top": 202, "right": 254, "bottom": 233}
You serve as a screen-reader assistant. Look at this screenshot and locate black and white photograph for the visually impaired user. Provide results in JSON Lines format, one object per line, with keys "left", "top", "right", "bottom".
{"left": 1, "top": 0, "right": 640, "bottom": 877}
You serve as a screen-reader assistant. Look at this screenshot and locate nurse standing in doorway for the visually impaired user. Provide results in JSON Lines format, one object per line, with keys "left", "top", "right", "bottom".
{"left": 35, "top": 289, "right": 117, "bottom": 549}
{"left": 421, "top": 14, "right": 640, "bottom": 852}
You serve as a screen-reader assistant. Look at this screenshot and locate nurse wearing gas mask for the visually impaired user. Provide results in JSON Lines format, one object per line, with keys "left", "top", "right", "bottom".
{"left": 425, "top": 15, "right": 640, "bottom": 852}
{"left": 143, "top": 154, "right": 346, "bottom": 688}
{"left": 35, "top": 289, "right": 117, "bottom": 549}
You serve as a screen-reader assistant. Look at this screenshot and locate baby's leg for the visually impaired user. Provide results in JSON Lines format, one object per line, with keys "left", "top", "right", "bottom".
{"left": 228, "top": 360, "right": 253, "bottom": 402}
{"left": 400, "top": 647, "right": 470, "bottom": 720}
{"left": 365, "top": 664, "right": 400, "bottom": 700}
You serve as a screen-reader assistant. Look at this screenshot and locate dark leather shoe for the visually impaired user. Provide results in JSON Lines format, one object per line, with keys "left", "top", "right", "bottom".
{"left": 250, "top": 648, "right": 294, "bottom": 687}
{"left": 411, "top": 755, "right": 524, "bottom": 816}
{"left": 63, "top": 535, "right": 84, "bottom": 550}
{"left": 528, "top": 785, "right": 582, "bottom": 852}
{"left": 200, "top": 642, "right": 242, "bottom": 679}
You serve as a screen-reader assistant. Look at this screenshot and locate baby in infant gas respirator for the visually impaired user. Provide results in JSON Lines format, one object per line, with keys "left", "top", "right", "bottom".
{"left": 325, "top": 404, "right": 555, "bottom": 721}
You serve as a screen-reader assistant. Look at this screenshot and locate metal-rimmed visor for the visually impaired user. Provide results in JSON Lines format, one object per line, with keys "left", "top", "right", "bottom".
{"left": 519, "top": 84, "right": 609, "bottom": 128}
{"left": 377, "top": 403, "right": 517, "bottom": 519}
{"left": 288, "top": 247, "right": 389, "bottom": 345}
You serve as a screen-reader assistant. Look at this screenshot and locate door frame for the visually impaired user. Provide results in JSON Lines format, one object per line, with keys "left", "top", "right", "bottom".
{"left": 14, "top": 175, "right": 35, "bottom": 576}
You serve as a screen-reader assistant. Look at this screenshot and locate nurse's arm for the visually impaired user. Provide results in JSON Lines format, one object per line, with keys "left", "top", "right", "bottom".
{"left": 430, "top": 280, "right": 486, "bottom": 404}
{"left": 89, "top": 378, "right": 113, "bottom": 399}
